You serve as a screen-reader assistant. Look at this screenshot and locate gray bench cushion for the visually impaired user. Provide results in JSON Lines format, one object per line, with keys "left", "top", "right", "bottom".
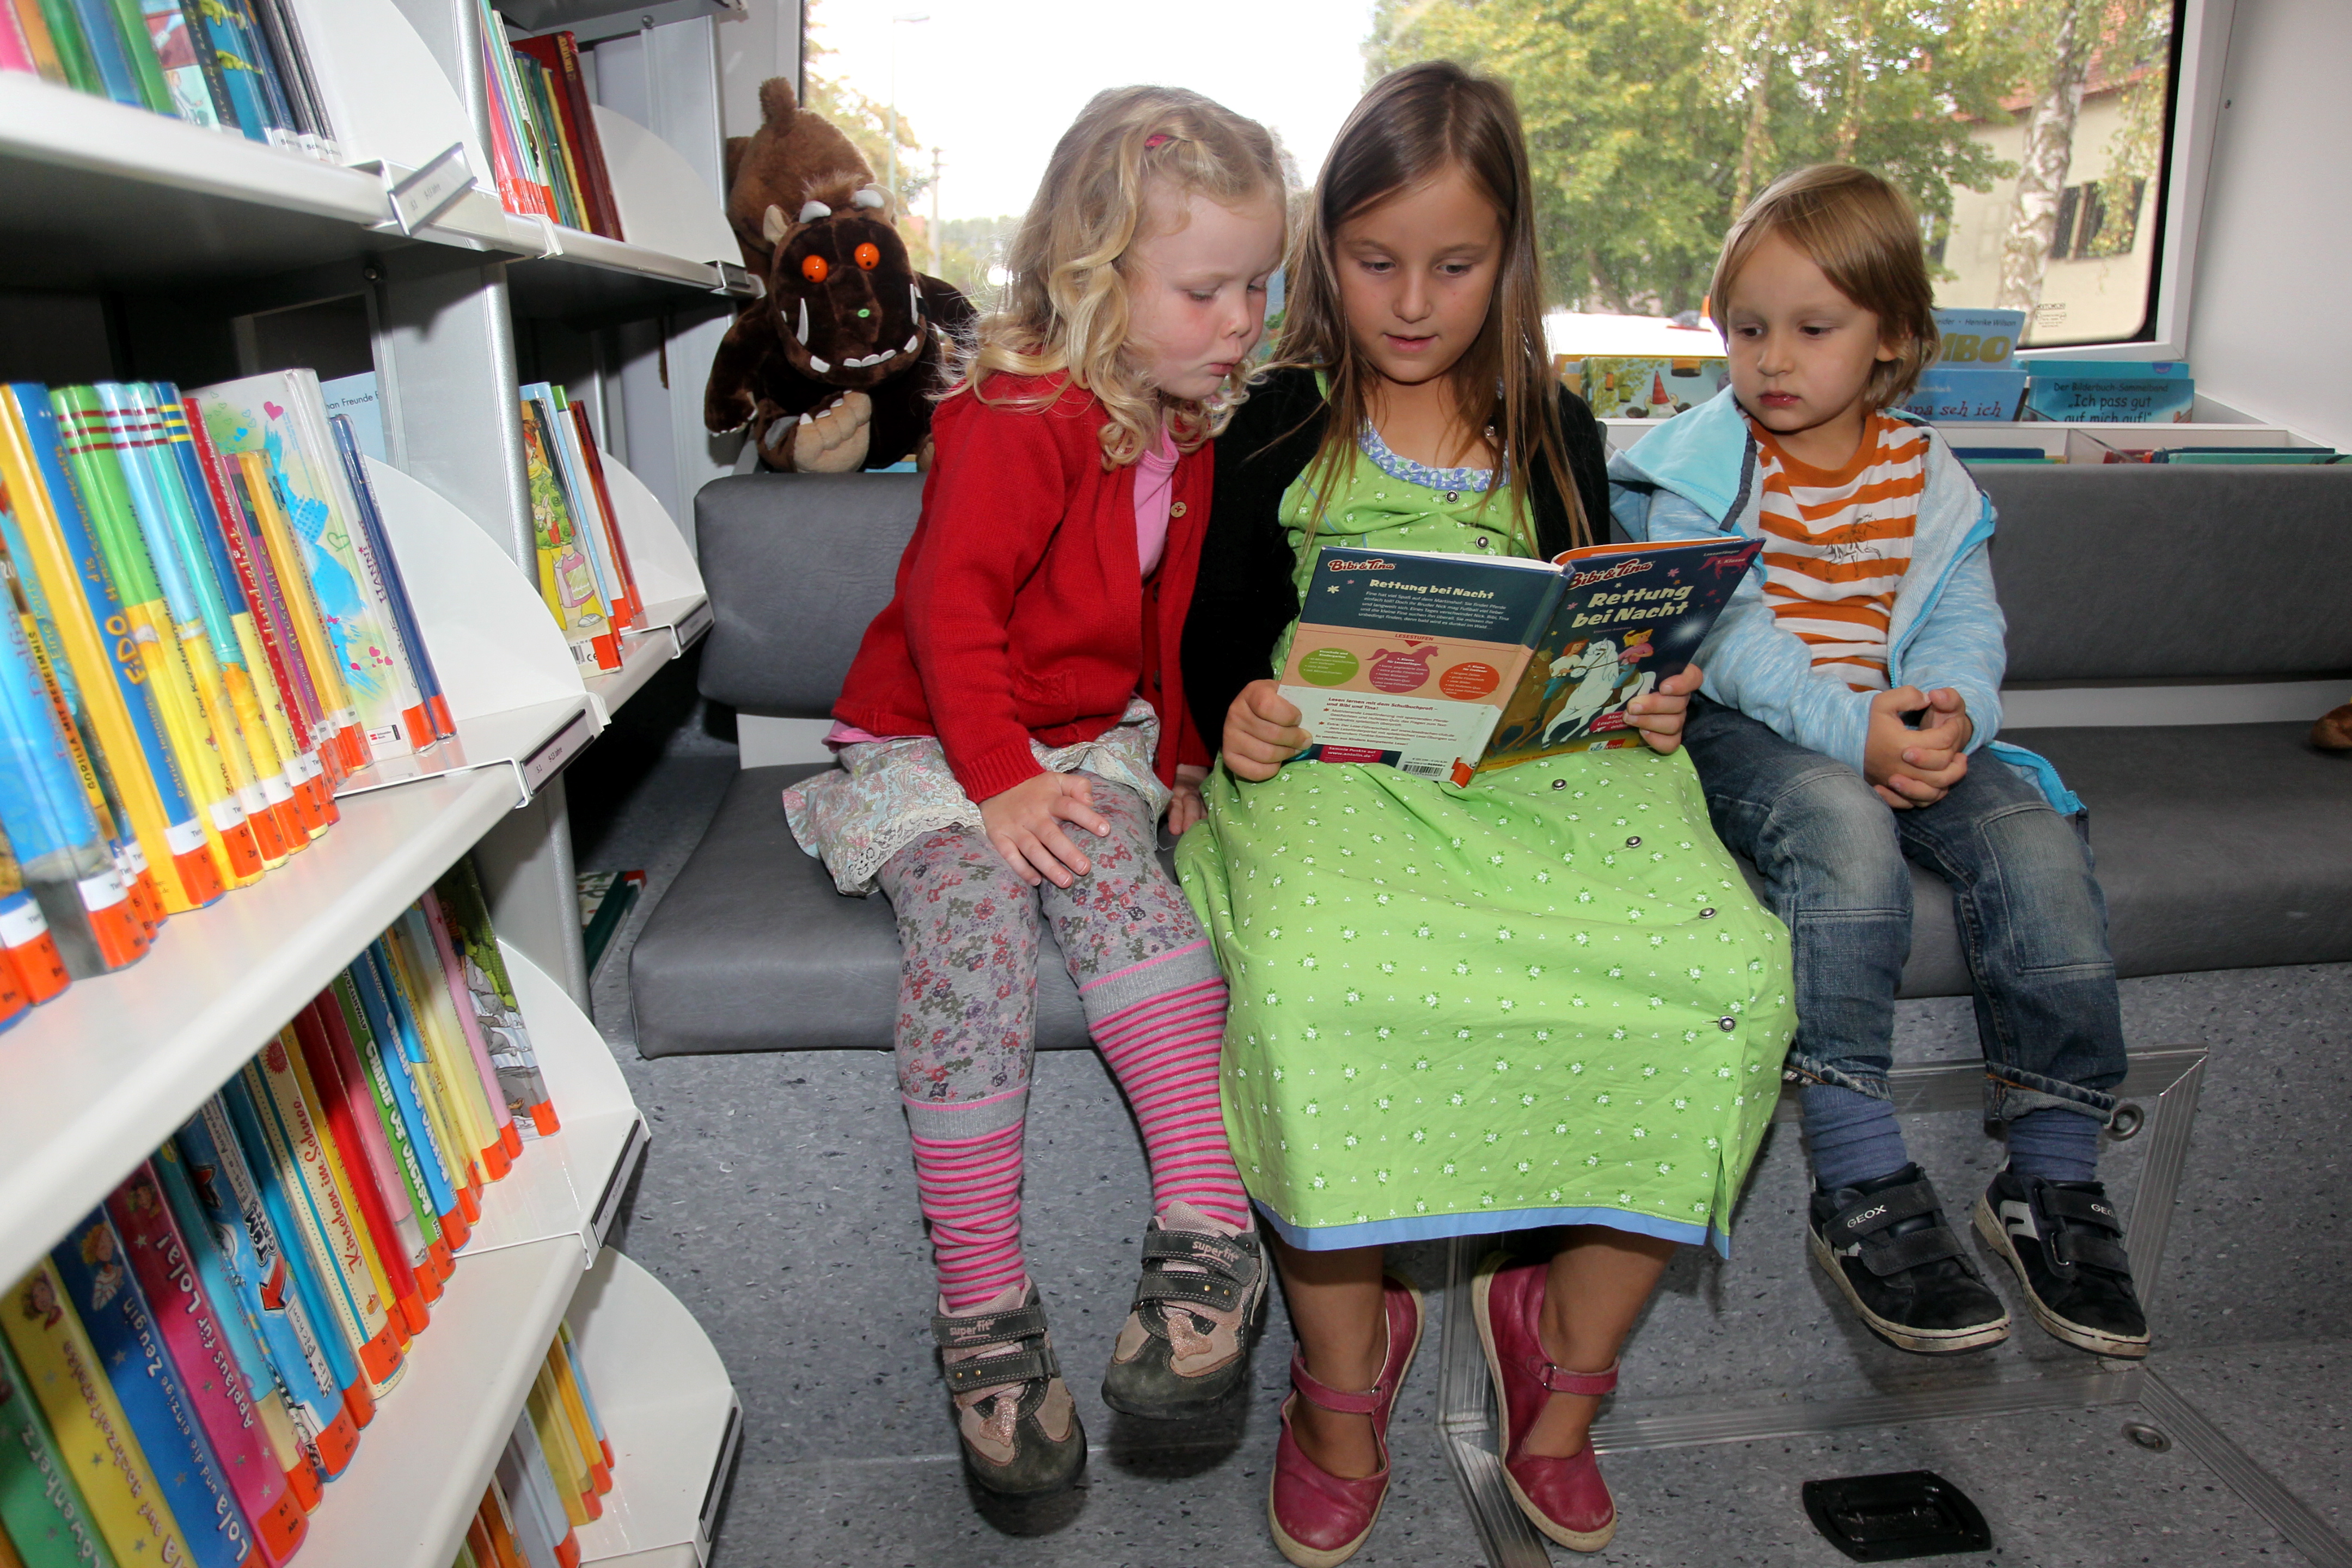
{"left": 630, "top": 764, "right": 1095, "bottom": 1056}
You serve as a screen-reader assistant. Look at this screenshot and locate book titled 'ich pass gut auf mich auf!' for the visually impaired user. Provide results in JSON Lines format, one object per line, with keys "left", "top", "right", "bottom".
{"left": 1277, "top": 535, "right": 1763, "bottom": 786}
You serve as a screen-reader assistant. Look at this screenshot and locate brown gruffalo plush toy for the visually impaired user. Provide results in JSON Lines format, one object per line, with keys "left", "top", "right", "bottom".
{"left": 704, "top": 78, "right": 976, "bottom": 472}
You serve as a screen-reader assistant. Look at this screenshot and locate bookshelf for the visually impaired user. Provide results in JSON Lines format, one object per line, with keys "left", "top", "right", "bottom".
{"left": 0, "top": 0, "right": 744, "bottom": 1561}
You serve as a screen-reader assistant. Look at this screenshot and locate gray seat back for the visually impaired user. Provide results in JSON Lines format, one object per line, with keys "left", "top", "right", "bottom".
{"left": 1977, "top": 465, "right": 2352, "bottom": 683}
{"left": 694, "top": 472, "right": 926, "bottom": 716}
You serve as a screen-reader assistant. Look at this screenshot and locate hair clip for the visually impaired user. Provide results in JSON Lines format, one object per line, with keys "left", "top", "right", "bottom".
{"left": 1144, "top": 133, "right": 1171, "bottom": 149}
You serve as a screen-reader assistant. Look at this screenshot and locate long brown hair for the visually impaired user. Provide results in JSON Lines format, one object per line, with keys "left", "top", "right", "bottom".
{"left": 1275, "top": 60, "right": 1587, "bottom": 554}
{"left": 1710, "top": 164, "right": 1941, "bottom": 411}
{"left": 947, "top": 86, "right": 1285, "bottom": 469}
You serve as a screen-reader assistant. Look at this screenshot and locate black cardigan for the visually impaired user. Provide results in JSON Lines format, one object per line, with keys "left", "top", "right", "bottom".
{"left": 1181, "top": 366, "right": 1613, "bottom": 745}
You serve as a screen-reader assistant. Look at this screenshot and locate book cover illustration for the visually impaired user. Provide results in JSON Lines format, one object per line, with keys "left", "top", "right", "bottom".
{"left": 1278, "top": 536, "right": 1763, "bottom": 786}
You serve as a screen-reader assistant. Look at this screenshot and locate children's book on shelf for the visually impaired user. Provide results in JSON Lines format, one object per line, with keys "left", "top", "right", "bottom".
{"left": 1560, "top": 356, "right": 1728, "bottom": 420}
{"left": 1276, "top": 536, "right": 1763, "bottom": 785}
{"left": 577, "top": 868, "right": 642, "bottom": 977}
{"left": 0, "top": 0, "right": 341, "bottom": 160}
{"left": 470, "top": 9, "right": 626, "bottom": 240}
{"left": 2023, "top": 360, "right": 2195, "bottom": 423}
{"left": 518, "top": 393, "right": 619, "bottom": 676}
{"left": 435, "top": 857, "right": 556, "bottom": 1138}
{"left": 514, "top": 32, "right": 622, "bottom": 238}
{"left": 0, "top": 1325, "right": 117, "bottom": 1568}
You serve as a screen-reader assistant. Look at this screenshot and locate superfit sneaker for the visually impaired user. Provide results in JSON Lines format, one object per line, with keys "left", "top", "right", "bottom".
{"left": 933, "top": 1283, "right": 1086, "bottom": 1496}
{"left": 1101, "top": 1203, "right": 1267, "bottom": 1419}
{"left": 1808, "top": 1165, "right": 2011, "bottom": 1354}
{"left": 1974, "top": 1168, "right": 2151, "bottom": 1358}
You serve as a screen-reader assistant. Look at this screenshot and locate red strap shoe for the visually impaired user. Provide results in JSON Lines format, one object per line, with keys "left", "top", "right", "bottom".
{"left": 1267, "top": 1274, "right": 1423, "bottom": 1568}
{"left": 1472, "top": 1250, "right": 1620, "bottom": 1551}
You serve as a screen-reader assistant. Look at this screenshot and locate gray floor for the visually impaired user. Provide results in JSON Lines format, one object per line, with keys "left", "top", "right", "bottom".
{"left": 569, "top": 711, "right": 2352, "bottom": 1568}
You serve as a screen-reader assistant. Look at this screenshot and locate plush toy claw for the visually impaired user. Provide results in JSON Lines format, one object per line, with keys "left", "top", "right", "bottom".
{"left": 776, "top": 391, "right": 873, "bottom": 474}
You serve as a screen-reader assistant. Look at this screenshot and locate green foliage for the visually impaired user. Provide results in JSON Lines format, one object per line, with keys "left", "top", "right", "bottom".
{"left": 1364, "top": 0, "right": 2028, "bottom": 313}
{"left": 803, "top": 0, "right": 930, "bottom": 213}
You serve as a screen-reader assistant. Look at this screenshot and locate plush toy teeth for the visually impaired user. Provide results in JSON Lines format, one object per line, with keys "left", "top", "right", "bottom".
{"left": 807, "top": 355, "right": 831, "bottom": 373}
{"left": 796, "top": 298, "right": 811, "bottom": 344}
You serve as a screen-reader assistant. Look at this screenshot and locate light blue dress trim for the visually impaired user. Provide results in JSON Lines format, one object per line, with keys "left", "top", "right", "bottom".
{"left": 1357, "top": 419, "right": 1496, "bottom": 495}
{"left": 1253, "top": 1199, "right": 1731, "bottom": 1259}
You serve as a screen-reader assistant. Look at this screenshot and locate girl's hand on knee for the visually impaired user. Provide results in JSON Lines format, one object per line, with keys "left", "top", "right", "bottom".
{"left": 979, "top": 771, "right": 1110, "bottom": 888}
{"left": 1166, "top": 764, "right": 1209, "bottom": 836}
{"left": 1222, "top": 680, "right": 1310, "bottom": 781}
{"left": 1628, "top": 664, "right": 1702, "bottom": 755}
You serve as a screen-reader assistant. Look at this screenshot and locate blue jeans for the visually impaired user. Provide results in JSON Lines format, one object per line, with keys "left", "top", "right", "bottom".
{"left": 1682, "top": 698, "right": 2126, "bottom": 1125}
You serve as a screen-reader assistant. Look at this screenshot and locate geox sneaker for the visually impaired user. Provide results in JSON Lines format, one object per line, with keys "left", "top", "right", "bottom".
{"left": 934, "top": 1283, "right": 1086, "bottom": 1496}
{"left": 1974, "top": 1168, "right": 2151, "bottom": 1358}
{"left": 1101, "top": 1203, "right": 1267, "bottom": 1419}
{"left": 1809, "top": 1165, "right": 2011, "bottom": 1353}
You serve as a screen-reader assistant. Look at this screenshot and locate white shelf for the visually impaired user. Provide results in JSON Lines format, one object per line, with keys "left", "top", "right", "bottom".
{"left": 1603, "top": 414, "right": 2320, "bottom": 457}
{"left": 333, "top": 695, "right": 600, "bottom": 805}
{"left": 567, "top": 1251, "right": 741, "bottom": 1567}
{"left": 584, "top": 594, "right": 713, "bottom": 725}
{"left": 295, "top": 1234, "right": 586, "bottom": 1568}
{"left": 0, "top": 764, "right": 521, "bottom": 1285}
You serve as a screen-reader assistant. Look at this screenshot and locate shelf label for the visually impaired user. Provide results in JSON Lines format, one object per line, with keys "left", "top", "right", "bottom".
{"left": 388, "top": 143, "right": 476, "bottom": 236}
{"left": 714, "top": 261, "right": 755, "bottom": 297}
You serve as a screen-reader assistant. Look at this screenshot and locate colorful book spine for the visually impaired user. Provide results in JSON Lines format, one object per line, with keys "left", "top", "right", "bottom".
{"left": 246, "top": 1043, "right": 405, "bottom": 1394}
{"left": 105, "top": 1163, "right": 307, "bottom": 1566}
{"left": 170, "top": 399, "right": 334, "bottom": 833}
{"left": 218, "top": 1069, "right": 382, "bottom": 1426}
{"left": 0, "top": 825, "right": 61, "bottom": 1012}
{"left": 28, "top": 0, "right": 97, "bottom": 95}
{"left": 554, "top": 1323, "right": 612, "bottom": 1470}
{"left": 60, "top": 0, "right": 141, "bottom": 107}
{"left": 421, "top": 891, "right": 521, "bottom": 1162}
{"left": 47, "top": 386, "right": 263, "bottom": 888}
{"left": 0, "top": 1326, "right": 119, "bottom": 1568}
{"left": 320, "top": 974, "right": 451, "bottom": 1293}
{"left": 0, "top": 565, "right": 143, "bottom": 978}
{"left": 0, "top": 478, "right": 166, "bottom": 936}
{"left": 232, "top": 451, "right": 364, "bottom": 776}
{"left": 497, "top": 1420, "right": 575, "bottom": 1568}
{"left": 367, "top": 938, "right": 483, "bottom": 1218}
{"left": 5, "top": 1, "right": 65, "bottom": 85}
{"left": 330, "top": 415, "right": 453, "bottom": 740}
{"left": 182, "top": 0, "right": 270, "bottom": 143}
{"left": 529, "top": 387, "right": 629, "bottom": 638}
{"left": 566, "top": 402, "right": 641, "bottom": 629}
{"left": 47, "top": 1210, "right": 253, "bottom": 1568}
{"left": 525, "top": 1366, "right": 593, "bottom": 1524}
{"left": 90, "top": 381, "right": 294, "bottom": 869}
{"left": 0, "top": 1264, "right": 181, "bottom": 1568}
{"left": 516, "top": 55, "right": 584, "bottom": 230}
{"left": 288, "top": 1000, "right": 430, "bottom": 1338}
{"left": 518, "top": 398, "right": 616, "bottom": 675}
{"left": 96, "top": 0, "right": 168, "bottom": 113}
{"left": 479, "top": 1478, "right": 536, "bottom": 1568}
{"left": 542, "top": 1338, "right": 607, "bottom": 1495}
{"left": 388, "top": 908, "right": 507, "bottom": 1181}
{"left": 148, "top": 1136, "right": 327, "bottom": 1512}
{"left": 473, "top": 0, "right": 553, "bottom": 218}
{"left": 436, "top": 859, "right": 557, "bottom": 1136}
{"left": 346, "top": 950, "right": 470, "bottom": 1251}
{"left": 188, "top": 376, "right": 422, "bottom": 763}
{"left": 0, "top": 385, "right": 223, "bottom": 912}
{"left": 174, "top": 1097, "right": 362, "bottom": 1474}
{"left": 0, "top": 4, "right": 34, "bottom": 72}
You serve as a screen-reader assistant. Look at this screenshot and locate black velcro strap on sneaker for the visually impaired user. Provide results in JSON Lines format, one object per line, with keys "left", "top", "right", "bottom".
{"left": 1859, "top": 1225, "right": 1968, "bottom": 1278}
{"left": 1141, "top": 1228, "right": 1257, "bottom": 1279}
{"left": 1135, "top": 1269, "right": 1243, "bottom": 1312}
{"left": 943, "top": 1344, "right": 1060, "bottom": 1395}
{"left": 2051, "top": 1229, "right": 2133, "bottom": 1273}
{"left": 933, "top": 1301, "right": 1049, "bottom": 1351}
{"left": 2038, "top": 1186, "right": 2124, "bottom": 1232}
{"left": 1827, "top": 1178, "right": 1945, "bottom": 1246}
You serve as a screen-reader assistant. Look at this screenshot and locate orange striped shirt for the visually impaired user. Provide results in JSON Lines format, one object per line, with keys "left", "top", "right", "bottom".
{"left": 1748, "top": 413, "right": 1927, "bottom": 690}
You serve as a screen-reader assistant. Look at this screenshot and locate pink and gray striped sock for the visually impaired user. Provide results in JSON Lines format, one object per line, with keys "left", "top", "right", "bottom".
{"left": 907, "top": 1086, "right": 1031, "bottom": 1313}
{"left": 1086, "top": 945, "right": 1250, "bottom": 1232}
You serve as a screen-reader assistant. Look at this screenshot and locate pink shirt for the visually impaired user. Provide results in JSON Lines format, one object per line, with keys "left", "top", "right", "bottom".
{"left": 827, "top": 430, "right": 1181, "bottom": 749}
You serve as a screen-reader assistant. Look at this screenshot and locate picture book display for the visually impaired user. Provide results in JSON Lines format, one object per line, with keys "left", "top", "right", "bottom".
{"left": 0, "top": 855, "right": 592, "bottom": 1568}
{"left": 1277, "top": 536, "right": 1763, "bottom": 786}
{"left": 471, "top": 8, "right": 626, "bottom": 240}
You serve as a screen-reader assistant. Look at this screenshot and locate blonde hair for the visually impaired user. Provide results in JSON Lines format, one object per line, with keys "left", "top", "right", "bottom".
{"left": 947, "top": 87, "right": 1285, "bottom": 469}
{"left": 1274, "top": 61, "right": 1588, "bottom": 558}
{"left": 1709, "top": 164, "right": 1940, "bottom": 411}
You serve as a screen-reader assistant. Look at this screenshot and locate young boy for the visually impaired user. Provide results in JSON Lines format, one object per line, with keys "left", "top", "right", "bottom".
{"left": 1609, "top": 164, "right": 2149, "bottom": 1359}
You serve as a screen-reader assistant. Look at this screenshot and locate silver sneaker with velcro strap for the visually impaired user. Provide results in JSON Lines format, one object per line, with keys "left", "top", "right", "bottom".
{"left": 934, "top": 1283, "right": 1087, "bottom": 1495}
{"left": 1974, "top": 1167, "right": 2151, "bottom": 1358}
{"left": 1101, "top": 1202, "right": 1268, "bottom": 1419}
{"left": 1807, "top": 1163, "right": 2012, "bottom": 1354}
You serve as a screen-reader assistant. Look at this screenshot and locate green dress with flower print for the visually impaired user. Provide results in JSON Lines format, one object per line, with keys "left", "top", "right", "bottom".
{"left": 1174, "top": 427, "right": 1796, "bottom": 1253}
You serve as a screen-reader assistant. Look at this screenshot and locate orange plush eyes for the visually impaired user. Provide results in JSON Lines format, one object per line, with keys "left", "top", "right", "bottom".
{"left": 854, "top": 242, "right": 880, "bottom": 271}
{"left": 801, "top": 254, "right": 829, "bottom": 283}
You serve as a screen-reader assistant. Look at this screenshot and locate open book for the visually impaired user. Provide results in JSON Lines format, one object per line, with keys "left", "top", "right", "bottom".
{"left": 1276, "top": 536, "right": 1763, "bottom": 785}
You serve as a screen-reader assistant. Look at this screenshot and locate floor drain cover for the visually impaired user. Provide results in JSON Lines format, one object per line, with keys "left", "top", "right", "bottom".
{"left": 1802, "top": 1469, "right": 1993, "bottom": 1561}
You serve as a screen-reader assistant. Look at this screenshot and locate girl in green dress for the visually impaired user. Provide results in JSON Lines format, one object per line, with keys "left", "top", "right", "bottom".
{"left": 1177, "top": 63, "right": 1796, "bottom": 1564}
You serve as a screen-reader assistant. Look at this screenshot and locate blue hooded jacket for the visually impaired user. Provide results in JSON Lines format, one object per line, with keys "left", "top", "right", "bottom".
{"left": 1606, "top": 388, "right": 2080, "bottom": 813}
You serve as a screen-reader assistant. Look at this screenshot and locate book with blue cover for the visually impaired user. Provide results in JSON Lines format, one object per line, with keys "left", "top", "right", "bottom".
{"left": 1273, "top": 535, "right": 1762, "bottom": 785}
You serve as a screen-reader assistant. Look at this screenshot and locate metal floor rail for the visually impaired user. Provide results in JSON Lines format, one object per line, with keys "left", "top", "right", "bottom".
{"left": 1426, "top": 1045, "right": 2352, "bottom": 1568}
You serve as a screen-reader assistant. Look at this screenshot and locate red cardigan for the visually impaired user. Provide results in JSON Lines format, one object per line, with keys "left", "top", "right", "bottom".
{"left": 832, "top": 374, "right": 1215, "bottom": 803}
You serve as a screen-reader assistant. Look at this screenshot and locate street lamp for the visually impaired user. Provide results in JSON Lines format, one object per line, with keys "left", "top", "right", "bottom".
{"left": 887, "top": 13, "right": 928, "bottom": 220}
